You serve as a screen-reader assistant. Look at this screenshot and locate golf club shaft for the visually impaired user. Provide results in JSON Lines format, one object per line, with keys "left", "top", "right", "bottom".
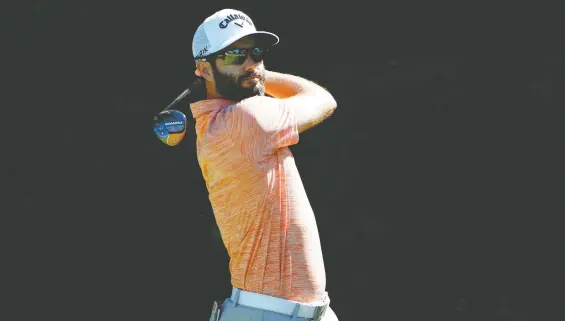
{"left": 163, "top": 88, "right": 190, "bottom": 111}
{"left": 163, "top": 78, "right": 202, "bottom": 111}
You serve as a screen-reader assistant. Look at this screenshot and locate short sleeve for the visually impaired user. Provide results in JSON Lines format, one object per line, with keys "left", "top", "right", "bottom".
{"left": 227, "top": 97, "right": 299, "bottom": 160}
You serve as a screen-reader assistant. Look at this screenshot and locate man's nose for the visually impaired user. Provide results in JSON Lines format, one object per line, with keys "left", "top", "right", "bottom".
{"left": 243, "top": 53, "right": 260, "bottom": 71}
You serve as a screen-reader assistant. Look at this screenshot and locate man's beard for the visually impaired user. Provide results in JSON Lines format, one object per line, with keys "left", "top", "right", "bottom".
{"left": 212, "top": 65, "right": 266, "bottom": 101}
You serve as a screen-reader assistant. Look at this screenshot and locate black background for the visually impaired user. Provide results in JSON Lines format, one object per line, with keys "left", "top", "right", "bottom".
{"left": 6, "top": 1, "right": 561, "bottom": 320}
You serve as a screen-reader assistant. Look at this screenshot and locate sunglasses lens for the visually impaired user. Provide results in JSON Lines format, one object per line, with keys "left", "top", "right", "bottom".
{"left": 251, "top": 48, "right": 265, "bottom": 62}
{"left": 224, "top": 53, "right": 247, "bottom": 65}
{"left": 220, "top": 48, "right": 266, "bottom": 65}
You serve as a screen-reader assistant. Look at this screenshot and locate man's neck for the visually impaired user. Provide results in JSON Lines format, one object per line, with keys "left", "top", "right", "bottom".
{"left": 205, "top": 80, "right": 223, "bottom": 99}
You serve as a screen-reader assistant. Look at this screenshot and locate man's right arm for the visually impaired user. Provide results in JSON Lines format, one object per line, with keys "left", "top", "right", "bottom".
{"left": 264, "top": 70, "right": 337, "bottom": 133}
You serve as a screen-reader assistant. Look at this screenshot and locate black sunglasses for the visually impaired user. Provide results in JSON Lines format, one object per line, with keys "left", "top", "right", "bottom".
{"left": 209, "top": 47, "right": 267, "bottom": 65}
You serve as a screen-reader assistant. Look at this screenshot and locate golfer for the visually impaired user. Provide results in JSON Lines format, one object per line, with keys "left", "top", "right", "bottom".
{"left": 190, "top": 9, "right": 338, "bottom": 321}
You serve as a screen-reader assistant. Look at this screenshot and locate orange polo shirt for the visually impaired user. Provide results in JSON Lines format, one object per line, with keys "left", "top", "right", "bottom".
{"left": 189, "top": 96, "right": 326, "bottom": 304}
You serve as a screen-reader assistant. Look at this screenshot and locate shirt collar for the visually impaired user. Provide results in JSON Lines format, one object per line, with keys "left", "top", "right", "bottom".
{"left": 189, "top": 99, "right": 234, "bottom": 119}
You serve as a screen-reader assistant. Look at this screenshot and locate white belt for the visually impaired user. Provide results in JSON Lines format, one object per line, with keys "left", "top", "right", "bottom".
{"left": 231, "top": 287, "right": 329, "bottom": 319}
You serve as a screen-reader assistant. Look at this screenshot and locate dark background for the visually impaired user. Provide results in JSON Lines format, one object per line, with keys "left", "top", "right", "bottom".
{"left": 6, "top": 1, "right": 561, "bottom": 320}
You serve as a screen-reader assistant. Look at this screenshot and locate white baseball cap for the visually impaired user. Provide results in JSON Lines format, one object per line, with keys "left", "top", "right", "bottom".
{"left": 192, "top": 9, "right": 279, "bottom": 60}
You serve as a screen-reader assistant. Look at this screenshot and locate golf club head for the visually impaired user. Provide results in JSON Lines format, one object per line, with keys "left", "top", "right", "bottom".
{"left": 152, "top": 109, "right": 187, "bottom": 146}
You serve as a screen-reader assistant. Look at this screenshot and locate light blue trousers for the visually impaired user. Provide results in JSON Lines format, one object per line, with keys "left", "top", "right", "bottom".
{"left": 213, "top": 288, "right": 339, "bottom": 321}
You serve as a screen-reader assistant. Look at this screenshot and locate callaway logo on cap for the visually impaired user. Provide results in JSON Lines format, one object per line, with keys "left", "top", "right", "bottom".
{"left": 192, "top": 9, "right": 279, "bottom": 59}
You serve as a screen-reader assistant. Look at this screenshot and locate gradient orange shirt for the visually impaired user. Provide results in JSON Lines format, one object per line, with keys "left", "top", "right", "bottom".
{"left": 190, "top": 97, "right": 326, "bottom": 303}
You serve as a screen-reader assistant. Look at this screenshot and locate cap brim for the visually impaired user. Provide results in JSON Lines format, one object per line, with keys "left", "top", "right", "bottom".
{"left": 208, "top": 31, "right": 279, "bottom": 57}
{"left": 243, "top": 31, "right": 279, "bottom": 47}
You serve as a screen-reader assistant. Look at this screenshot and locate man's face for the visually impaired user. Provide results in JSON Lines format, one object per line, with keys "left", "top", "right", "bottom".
{"left": 210, "top": 37, "right": 266, "bottom": 101}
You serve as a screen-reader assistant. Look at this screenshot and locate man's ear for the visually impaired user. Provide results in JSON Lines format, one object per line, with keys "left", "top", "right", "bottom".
{"left": 196, "top": 61, "right": 214, "bottom": 81}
